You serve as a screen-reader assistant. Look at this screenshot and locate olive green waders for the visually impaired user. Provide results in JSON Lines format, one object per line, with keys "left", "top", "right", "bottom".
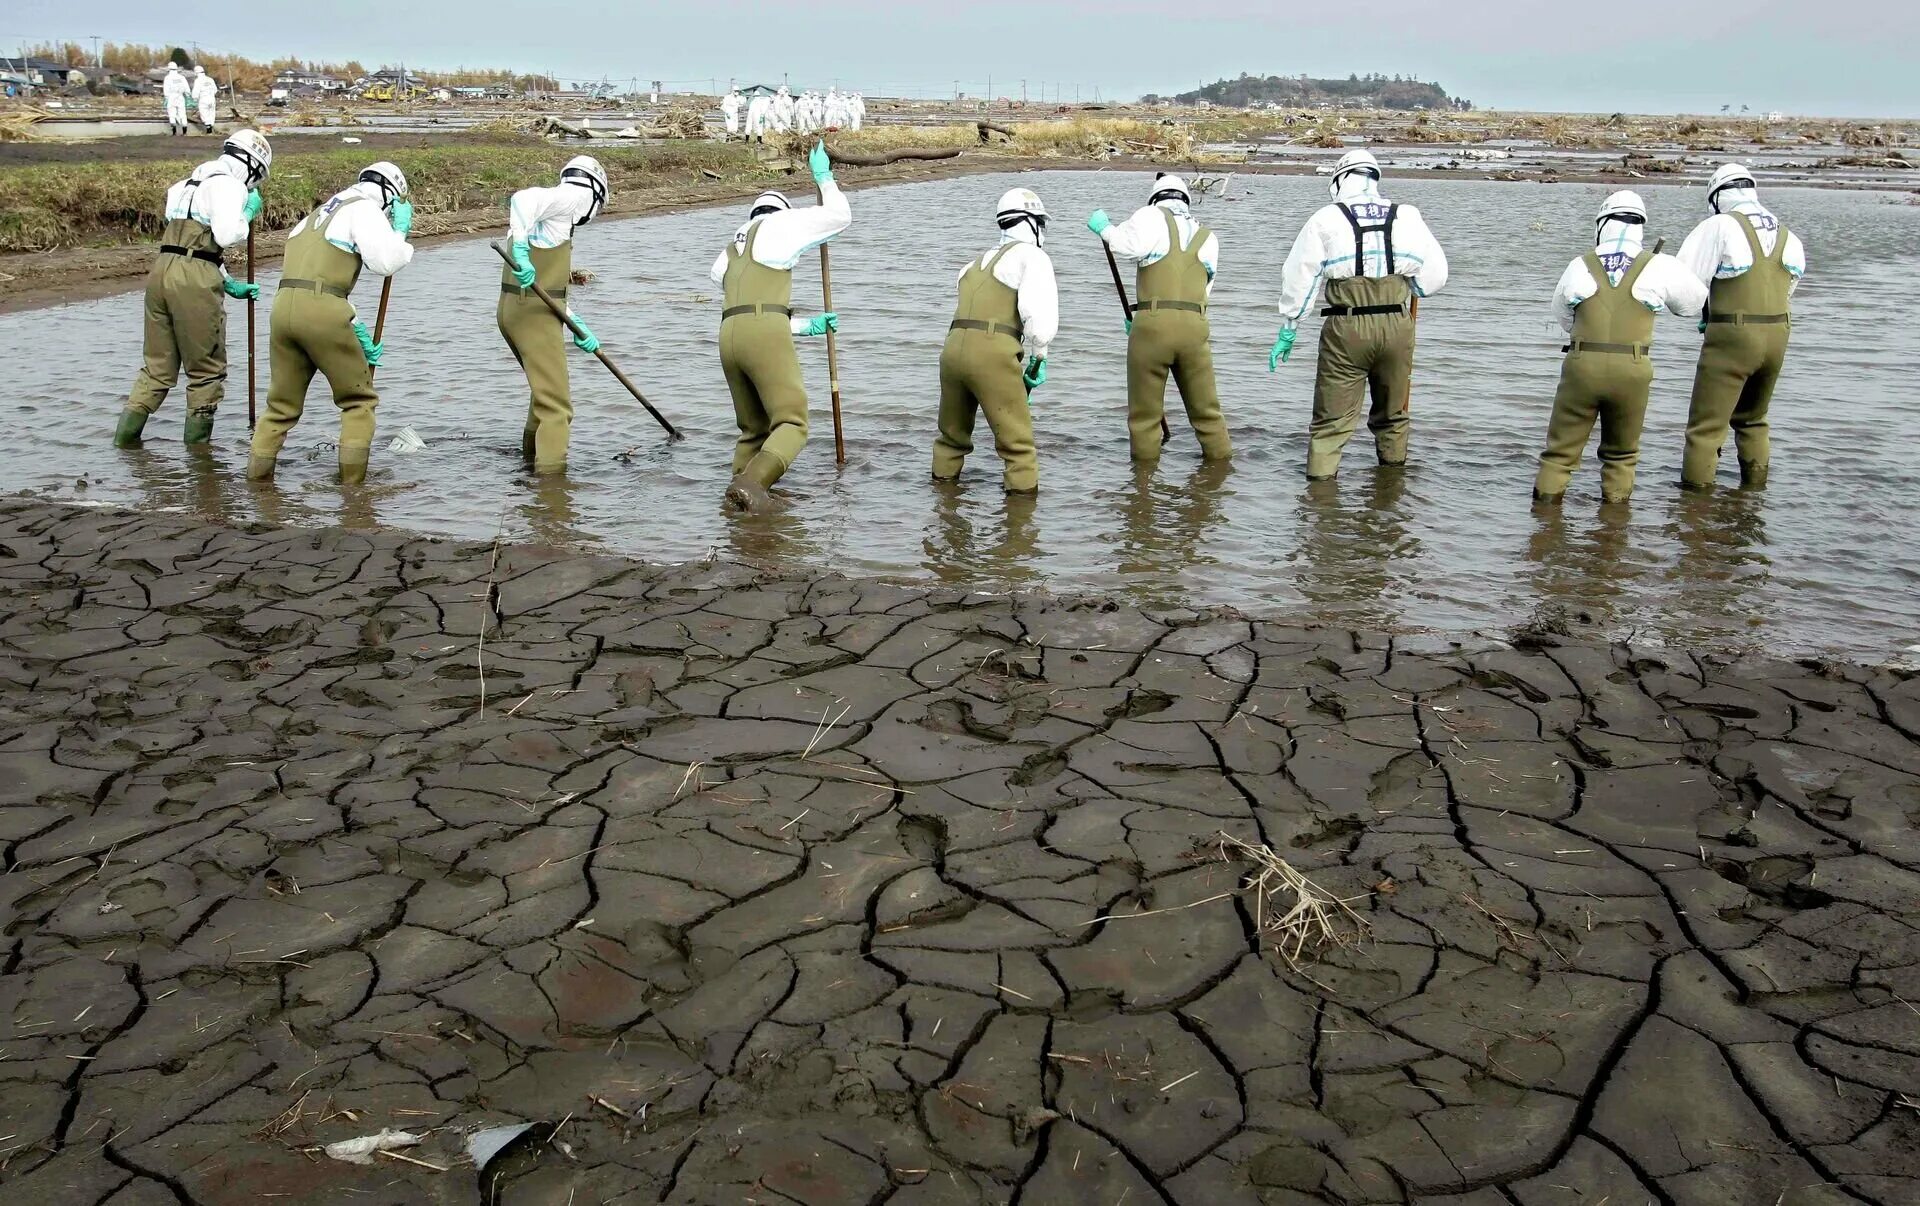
{"left": 499, "top": 241, "right": 575, "bottom": 473}
{"left": 248, "top": 197, "right": 379, "bottom": 484}
{"left": 1128, "top": 210, "right": 1231, "bottom": 462}
{"left": 119, "top": 217, "right": 227, "bottom": 446}
{"left": 1306, "top": 274, "right": 1416, "bottom": 479}
{"left": 1534, "top": 251, "right": 1658, "bottom": 503}
{"left": 1682, "top": 213, "right": 1792, "bottom": 488}
{"left": 933, "top": 245, "right": 1038, "bottom": 492}
{"left": 719, "top": 224, "right": 807, "bottom": 507}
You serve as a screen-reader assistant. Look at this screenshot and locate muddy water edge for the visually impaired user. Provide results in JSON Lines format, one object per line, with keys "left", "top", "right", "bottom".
{"left": 3, "top": 170, "right": 1914, "bottom": 662}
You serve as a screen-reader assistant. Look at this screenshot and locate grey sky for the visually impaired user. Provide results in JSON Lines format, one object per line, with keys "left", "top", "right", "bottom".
{"left": 9, "top": 0, "right": 1914, "bottom": 117}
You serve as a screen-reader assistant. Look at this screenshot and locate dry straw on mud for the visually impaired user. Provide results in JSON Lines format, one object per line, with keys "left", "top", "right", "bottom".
{"left": 1211, "top": 831, "right": 1371, "bottom": 965}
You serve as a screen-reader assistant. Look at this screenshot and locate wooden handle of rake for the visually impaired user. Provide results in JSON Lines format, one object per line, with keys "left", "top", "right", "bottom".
{"left": 246, "top": 226, "right": 257, "bottom": 428}
{"left": 489, "top": 242, "right": 682, "bottom": 441}
{"left": 1102, "top": 240, "right": 1171, "bottom": 444}
{"left": 820, "top": 201, "right": 846, "bottom": 466}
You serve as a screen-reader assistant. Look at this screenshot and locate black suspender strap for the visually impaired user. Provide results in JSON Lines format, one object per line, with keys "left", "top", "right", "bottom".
{"left": 1338, "top": 202, "right": 1400, "bottom": 277}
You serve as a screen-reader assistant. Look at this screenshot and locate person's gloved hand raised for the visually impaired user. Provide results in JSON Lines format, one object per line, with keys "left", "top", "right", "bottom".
{"left": 221, "top": 277, "right": 260, "bottom": 301}
{"left": 352, "top": 320, "right": 383, "bottom": 366}
{"left": 1022, "top": 355, "right": 1047, "bottom": 392}
{"left": 1087, "top": 210, "right": 1112, "bottom": 236}
{"left": 241, "top": 189, "right": 263, "bottom": 224}
{"left": 808, "top": 141, "right": 833, "bottom": 186}
{"left": 389, "top": 199, "right": 414, "bottom": 238}
{"left": 509, "top": 240, "right": 536, "bottom": 288}
{"left": 1268, "top": 326, "right": 1297, "bottom": 371}
{"left": 570, "top": 319, "right": 600, "bottom": 354}
{"left": 799, "top": 311, "right": 838, "bottom": 338}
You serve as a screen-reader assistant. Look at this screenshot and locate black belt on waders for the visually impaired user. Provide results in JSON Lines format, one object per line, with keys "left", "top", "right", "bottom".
{"left": 502, "top": 282, "right": 566, "bottom": 299}
{"left": 948, "top": 318, "right": 1023, "bottom": 341}
{"left": 1321, "top": 303, "right": 1407, "bottom": 318}
{"left": 722, "top": 303, "right": 792, "bottom": 320}
{"left": 1705, "top": 312, "right": 1789, "bottom": 325}
{"left": 161, "top": 245, "right": 223, "bottom": 265}
{"left": 279, "top": 278, "right": 353, "bottom": 298}
{"left": 1564, "top": 340, "right": 1651, "bottom": 357}
{"left": 1135, "top": 299, "right": 1206, "bottom": 314}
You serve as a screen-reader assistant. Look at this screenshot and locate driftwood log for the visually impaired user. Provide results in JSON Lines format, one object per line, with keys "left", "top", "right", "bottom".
{"left": 826, "top": 146, "right": 963, "bottom": 168}
{"left": 977, "top": 120, "right": 1014, "bottom": 143}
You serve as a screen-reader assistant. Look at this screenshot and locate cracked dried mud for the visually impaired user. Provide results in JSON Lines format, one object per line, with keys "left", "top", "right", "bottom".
{"left": 1, "top": 498, "right": 1917, "bottom": 1204}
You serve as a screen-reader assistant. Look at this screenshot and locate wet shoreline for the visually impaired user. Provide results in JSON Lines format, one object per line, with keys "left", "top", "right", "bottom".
{"left": 2, "top": 497, "right": 1917, "bottom": 1202}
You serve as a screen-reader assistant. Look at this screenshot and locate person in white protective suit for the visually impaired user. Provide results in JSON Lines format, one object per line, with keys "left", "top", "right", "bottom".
{"left": 1270, "top": 149, "right": 1449, "bottom": 479}
{"left": 823, "top": 89, "right": 844, "bottom": 129}
{"left": 850, "top": 92, "right": 865, "bottom": 131}
{"left": 746, "top": 92, "right": 773, "bottom": 140}
{"left": 191, "top": 65, "right": 219, "bottom": 134}
{"left": 162, "top": 64, "right": 190, "bottom": 136}
{"left": 1532, "top": 190, "right": 1707, "bottom": 503}
{"left": 1673, "top": 162, "right": 1808, "bottom": 489}
{"left": 721, "top": 89, "right": 743, "bottom": 137}
{"left": 772, "top": 86, "right": 794, "bottom": 133}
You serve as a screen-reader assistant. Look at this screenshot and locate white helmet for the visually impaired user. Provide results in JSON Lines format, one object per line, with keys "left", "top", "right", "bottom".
{"left": 357, "top": 161, "right": 409, "bottom": 210}
{"left": 1706, "top": 162, "right": 1756, "bottom": 213}
{"left": 1329, "top": 149, "right": 1381, "bottom": 197}
{"left": 995, "top": 187, "right": 1048, "bottom": 243}
{"left": 166, "top": 62, "right": 180, "bottom": 73}
{"left": 561, "top": 155, "right": 608, "bottom": 223}
{"left": 1596, "top": 190, "right": 1647, "bottom": 226}
{"left": 749, "top": 191, "right": 791, "bottom": 220}
{"left": 1148, "top": 173, "right": 1190, "bottom": 207}
{"left": 192, "top": 64, "right": 205, "bottom": 76}
{"left": 221, "top": 128, "right": 272, "bottom": 186}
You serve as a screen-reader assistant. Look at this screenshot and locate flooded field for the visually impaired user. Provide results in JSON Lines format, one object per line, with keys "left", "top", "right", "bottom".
{"left": 3, "top": 171, "right": 1914, "bottom": 660}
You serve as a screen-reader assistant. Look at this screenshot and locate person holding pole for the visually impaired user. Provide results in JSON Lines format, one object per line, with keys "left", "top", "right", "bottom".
{"left": 1087, "top": 174, "right": 1232, "bottom": 464}
{"left": 1270, "top": 149, "right": 1448, "bottom": 480}
{"left": 114, "top": 129, "right": 271, "bottom": 448}
{"left": 247, "top": 162, "right": 414, "bottom": 486}
{"left": 498, "top": 155, "right": 610, "bottom": 475}
{"left": 707, "top": 141, "right": 848, "bottom": 512}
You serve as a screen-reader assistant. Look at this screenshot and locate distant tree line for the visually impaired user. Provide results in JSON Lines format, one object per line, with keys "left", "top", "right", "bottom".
{"left": 21, "top": 41, "right": 556, "bottom": 93}
{"left": 1144, "top": 72, "right": 1470, "bottom": 112}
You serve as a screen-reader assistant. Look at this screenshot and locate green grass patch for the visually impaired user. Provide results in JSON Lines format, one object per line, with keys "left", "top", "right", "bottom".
{"left": 0, "top": 137, "right": 762, "bottom": 253}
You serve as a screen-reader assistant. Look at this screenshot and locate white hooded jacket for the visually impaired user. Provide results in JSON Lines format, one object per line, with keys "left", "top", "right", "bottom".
{"left": 1549, "top": 216, "right": 1707, "bottom": 335}
{"left": 1275, "top": 173, "right": 1448, "bottom": 327}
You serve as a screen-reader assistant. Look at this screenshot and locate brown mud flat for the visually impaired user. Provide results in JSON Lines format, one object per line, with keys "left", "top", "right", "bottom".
{"left": 1, "top": 498, "right": 1917, "bottom": 1204}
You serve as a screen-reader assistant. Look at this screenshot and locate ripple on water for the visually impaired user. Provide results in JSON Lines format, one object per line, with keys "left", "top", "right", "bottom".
{"left": 5, "top": 172, "right": 1915, "bottom": 661}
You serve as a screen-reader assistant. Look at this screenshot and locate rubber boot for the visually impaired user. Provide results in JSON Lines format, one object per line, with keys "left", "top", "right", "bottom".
{"left": 723, "top": 451, "right": 783, "bottom": 513}
{"left": 246, "top": 455, "right": 277, "bottom": 481}
{"left": 339, "top": 443, "right": 371, "bottom": 487}
{"left": 113, "top": 408, "right": 148, "bottom": 447}
{"left": 182, "top": 410, "right": 215, "bottom": 445}
{"left": 1739, "top": 459, "right": 1769, "bottom": 489}
{"left": 521, "top": 426, "right": 537, "bottom": 462}
{"left": 1531, "top": 489, "right": 1564, "bottom": 505}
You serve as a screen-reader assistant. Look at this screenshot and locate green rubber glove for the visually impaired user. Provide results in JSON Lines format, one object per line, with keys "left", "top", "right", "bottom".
{"left": 221, "top": 277, "right": 259, "bottom": 301}
{"left": 570, "top": 319, "right": 599, "bottom": 354}
{"left": 801, "top": 312, "right": 839, "bottom": 338}
{"left": 1022, "top": 355, "right": 1047, "bottom": 392}
{"left": 390, "top": 199, "right": 414, "bottom": 237}
{"left": 1698, "top": 317, "right": 1708, "bottom": 334}
{"left": 352, "top": 320, "right": 383, "bottom": 366}
{"left": 1124, "top": 317, "right": 1132, "bottom": 336}
{"left": 1088, "top": 209, "right": 1112, "bottom": 236}
{"left": 1268, "top": 326, "right": 1297, "bottom": 371}
{"left": 509, "top": 240, "right": 535, "bottom": 288}
{"left": 808, "top": 140, "right": 833, "bottom": 185}
{"left": 241, "top": 189, "right": 263, "bottom": 223}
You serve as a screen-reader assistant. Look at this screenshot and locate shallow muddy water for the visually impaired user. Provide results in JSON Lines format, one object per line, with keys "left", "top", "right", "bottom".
{"left": 4, "top": 172, "right": 1915, "bottom": 659}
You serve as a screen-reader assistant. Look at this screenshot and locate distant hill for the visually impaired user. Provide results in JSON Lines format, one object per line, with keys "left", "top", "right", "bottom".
{"left": 1147, "top": 73, "right": 1469, "bottom": 112}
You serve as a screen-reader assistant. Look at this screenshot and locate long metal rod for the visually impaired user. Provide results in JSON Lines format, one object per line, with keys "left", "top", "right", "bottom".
{"left": 1102, "top": 242, "right": 1170, "bottom": 444}
{"left": 245, "top": 226, "right": 256, "bottom": 429}
{"left": 820, "top": 189, "right": 846, "bottom": 465}
{"left": 488, "top": 241, "right": 681, "bottom": 441}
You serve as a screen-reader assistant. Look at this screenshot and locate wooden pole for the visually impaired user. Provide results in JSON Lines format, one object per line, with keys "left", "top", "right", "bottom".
{"left": 1101, "top": 241, "right": 1170, "bottom": 444}
{"left": 366, "top": 277, "right": 393, "bottom": 377}
{"left": 820, "top": 199, "right": 846, "bottom": 466}
{"left": 245, "top": 226, "right": 256, "bottom": 429}
{"left": 488, "top": 242, "right": 681, "bottom": 440}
